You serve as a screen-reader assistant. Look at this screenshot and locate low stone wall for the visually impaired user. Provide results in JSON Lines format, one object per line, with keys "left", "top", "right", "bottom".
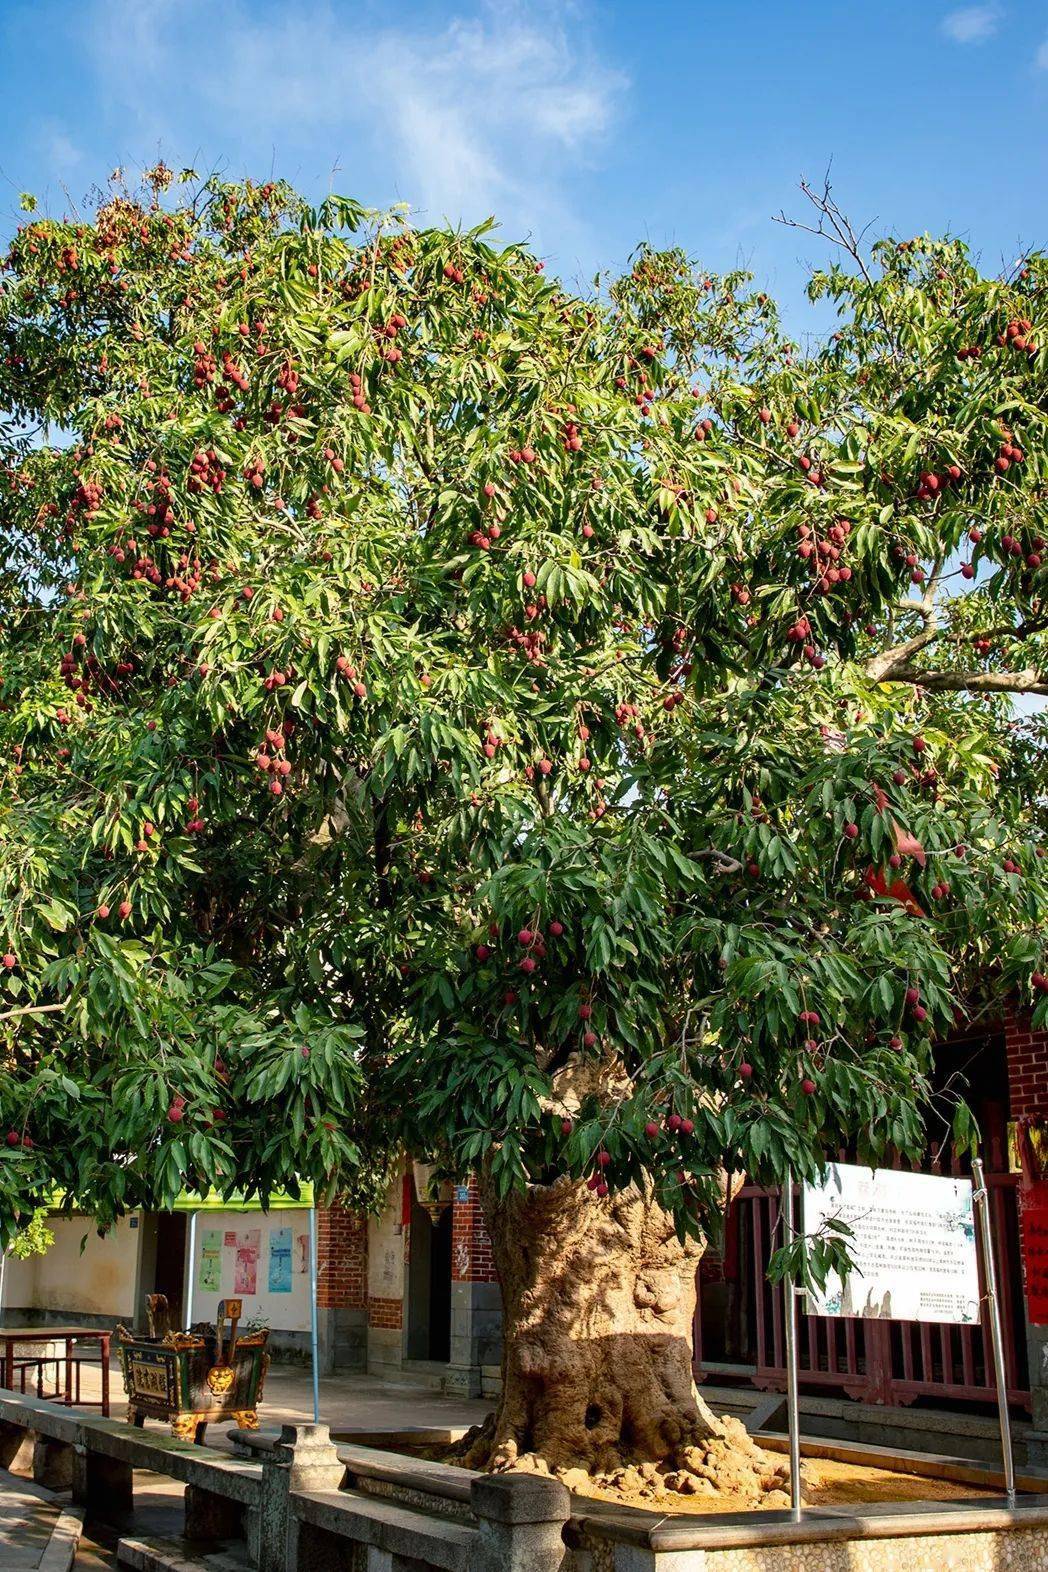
{"left": 247, "top": 1425, "right": 1048, "bottom": 1572}
{"left": 0, "top": 1307, "right": 122, "bottom": 1333}
{"left": 580, "top": 1518, "right": 1048, "bottom": 1571}
{"left": 689, "top": 1528, "right": 1048, "bottom": 1571}
{"left": 572, "top": 1499, "right": 1048, "bottom": 1570}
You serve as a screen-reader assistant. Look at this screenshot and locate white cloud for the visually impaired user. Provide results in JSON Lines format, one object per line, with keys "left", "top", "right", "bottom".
{"left": 940, "top": 5, "right": 1001, "bottom": 43}
{"left": 1036, "top": 33, "right": 1048, "bottom": 68}
{"left": 42, "top": 130, "right": 85, "bottom": 174}
{"left": 78, "top": 0, "right": 627, "bottom": 254}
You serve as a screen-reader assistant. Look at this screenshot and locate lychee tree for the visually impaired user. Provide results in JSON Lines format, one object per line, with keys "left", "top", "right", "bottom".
{"left": 0, "top": 170, "right": 1046, "bottom": 1486}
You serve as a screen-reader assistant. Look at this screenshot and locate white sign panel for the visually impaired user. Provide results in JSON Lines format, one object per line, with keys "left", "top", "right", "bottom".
{"left": 802, "top": 1163, "right": 980, "bottom": 1324}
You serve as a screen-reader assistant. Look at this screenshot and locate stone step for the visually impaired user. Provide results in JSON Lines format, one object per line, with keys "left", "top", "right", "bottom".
{"left": 38, "top": 1508, "right": 84, "bottom": 1572}
{"left": 114, "top": 1539, "right": 251, "bottom": 1572}
{"left": 0, "top": 1470, "right": 83, "bottom": 1572}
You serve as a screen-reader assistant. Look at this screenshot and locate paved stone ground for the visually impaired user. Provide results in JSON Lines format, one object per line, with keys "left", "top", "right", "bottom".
{"left": 0, "top": 1467, "right": 223, "bottom": 1571}
{"left": 0, "top": 1472, "right": 83, "bottom": 1570}
{"left": 0, "top": 1474, "right": 60, "bottom": 1567}
{"left": 55, "top": 1357, "right": 490, "bottom": 1447}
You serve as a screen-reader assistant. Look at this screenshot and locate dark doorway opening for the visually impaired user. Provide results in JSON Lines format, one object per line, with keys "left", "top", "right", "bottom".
{"left": 153, "top": 1213, "right": 188, "bottom": 1324}
{"left": 407, "top": 1202, "right": 452, "bottom": 1362}
{"left": 428, "top": 1207, "right": 452, "bottom": 1362}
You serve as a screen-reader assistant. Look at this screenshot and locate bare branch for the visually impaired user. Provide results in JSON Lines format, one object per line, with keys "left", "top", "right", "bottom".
{"left": 775, "top": 175, "right": 897, "bottom": 351}
{"left": 949, "top": 616, "right": 1048, "bottom": 647}
{"left": 867, "top": 579, "right": 940, "bottom": 680}
{"left": 868, "top": 583, "right": 1047, "bottom": 684}
{"left": 866, "top": 630, "right": 940, "bottom": 682}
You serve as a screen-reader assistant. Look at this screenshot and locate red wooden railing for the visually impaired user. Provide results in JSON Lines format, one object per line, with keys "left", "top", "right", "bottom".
{"left": 694, "top": 1116, "right": 1031, "bottom": 1412}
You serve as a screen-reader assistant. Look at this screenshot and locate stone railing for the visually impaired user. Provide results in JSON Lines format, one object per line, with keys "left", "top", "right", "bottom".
{"left": 0, "top": 1391, "right": 268, "bottom": 1558}
{"left": 0, "top": 1392, "right": 572, "bottom": 1571}
{"left": 9, "top": 1390, "right": 1048, "bottom": 1571}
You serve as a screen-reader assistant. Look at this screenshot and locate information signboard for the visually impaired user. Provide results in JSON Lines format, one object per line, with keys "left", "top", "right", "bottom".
{"left": 802, "top": 1163, "right": 980, "bottom": 1324}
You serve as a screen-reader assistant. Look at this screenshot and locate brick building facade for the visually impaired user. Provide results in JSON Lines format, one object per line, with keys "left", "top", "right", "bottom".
{"left": 314, "top": 1173, "right": 503, "bottom": 1395}
{"left": 1004, "top": 1012, "right": 1048, "bottom": 1447}
{"left": 1005, "top": 1011, "right": 1048, "bottom": 1119}
{"left": 450, "top": 1181, "right": 498, "bottom": 1287}
{"left": 314, "top": 1204, "right": 369, "bottom": 1372}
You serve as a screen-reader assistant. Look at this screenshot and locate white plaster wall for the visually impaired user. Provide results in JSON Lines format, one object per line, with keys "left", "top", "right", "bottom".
{"left": 367, "top": 1183, "right": 405, "bottom": 1303}
{"left": 2, "top": 1214, "right": 140, "bottom": 1318}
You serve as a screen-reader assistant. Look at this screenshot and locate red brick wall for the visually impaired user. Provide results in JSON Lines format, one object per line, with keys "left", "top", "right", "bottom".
{"left": 315, "top": 1204, "right": 367, "bottom": 1310}
{"left": 451, "top": 1178, "right": 498, "bottom": 1284}
{"left": 1005, "top": 1010, "right": 1048, "bottom": 1118}
{"left": 368, "top": 1296, "right": 403, "bottom": 1329}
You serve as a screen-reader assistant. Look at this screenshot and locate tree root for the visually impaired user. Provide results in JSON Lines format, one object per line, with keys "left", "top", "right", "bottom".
{"left": 457, "top": 1411, "right": 798, "bottom": 1508}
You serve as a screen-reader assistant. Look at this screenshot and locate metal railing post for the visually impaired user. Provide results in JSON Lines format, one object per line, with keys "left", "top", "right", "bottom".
{"left": 184, "top": 1211, "right": 198, "bottom": 1328}
{"left": 781, "top": 1168, "right": 803, "bottom": 1519}
{"left": 308, "top": 1207, "right": 320, "bottom": 1424}
{"left": 972, "top": 1157, "right": 1016, "bottom": 1507}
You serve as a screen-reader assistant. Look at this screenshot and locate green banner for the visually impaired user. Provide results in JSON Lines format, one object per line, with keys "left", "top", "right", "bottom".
{"left": 171, "top": 1186, "right": 315, "bottom": 1213}
{"left": 44, "top": 1184, "right": 315, "bottom": 1216}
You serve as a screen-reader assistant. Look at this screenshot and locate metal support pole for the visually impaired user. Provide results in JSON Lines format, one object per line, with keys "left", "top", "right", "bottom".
{"left": 308, "top": 1206, "right": 320, "bottom": 1424}
{"left": 972, "top": 1158, "right": 1016, "bottom": 1507}
{"left": 184, "top": 1211, "right": 198, "bottom": 1330}
{"left": 781, "top": 1168, "right": 802, "bottom": 1519}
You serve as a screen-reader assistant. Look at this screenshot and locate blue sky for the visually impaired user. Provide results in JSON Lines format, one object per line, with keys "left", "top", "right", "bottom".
{"left": 0, "top": 0, "right": 1045, "bottom": 328}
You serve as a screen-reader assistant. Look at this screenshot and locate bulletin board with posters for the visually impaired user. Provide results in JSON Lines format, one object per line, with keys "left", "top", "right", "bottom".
{"left": 176, "top": 1196, "right": 315, "bottom": 1334}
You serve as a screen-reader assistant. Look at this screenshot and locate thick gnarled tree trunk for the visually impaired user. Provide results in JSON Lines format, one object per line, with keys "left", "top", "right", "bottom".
{"left": 464, "top": 1175, "right": 790, "bottom": 1503}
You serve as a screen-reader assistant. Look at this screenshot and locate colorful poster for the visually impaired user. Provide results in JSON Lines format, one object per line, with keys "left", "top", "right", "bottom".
{"left": 224, "top": 1230, "right": 238, "bottom": 1247}
{"left": 803, "top": 1163, "right": 980, "bottom": 1324}
{"left": 268, "top": 1227, "right": 293, "bottom": 1293}
{"left": 294, "top": 1233, "right": 310, "bottom": 1274}
{"left": 198, "top": 1229, "right": 222, "bottom": 1292}
{"left": 233, "top": 1228, "right": 261, "bottom": 1295}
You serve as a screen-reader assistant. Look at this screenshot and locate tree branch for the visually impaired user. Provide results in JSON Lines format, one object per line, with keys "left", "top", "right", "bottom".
{"left": 881, "top": 666, "right": 1048, "bottom": 696}
{"left": 866, "top": 629, "right": 941, "bottom": 682}
{"left": 867, "top": 578, "right": 940, "bottom": 681}
{"left": 695, "top": 848, "right": 743, "bottom": 874}
{"left": 775, "top": 173, "right": 897, "bottom": 352}
{"left": 0, "top": 1002, "right": 68, "bottom": 1024}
